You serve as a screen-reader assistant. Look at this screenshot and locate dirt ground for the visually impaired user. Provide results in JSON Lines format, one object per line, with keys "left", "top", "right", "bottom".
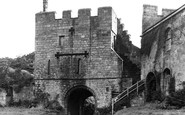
{"left": 114, "top": 103, "right": 185, "bottom": 115}
{"left": 0, "top": 107, "right": 60, "bottom": 115}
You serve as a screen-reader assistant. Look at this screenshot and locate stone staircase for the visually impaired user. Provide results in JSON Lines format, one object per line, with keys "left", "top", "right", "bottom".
{"left": 112, "top": 79, "right": 145, "bottom": 112}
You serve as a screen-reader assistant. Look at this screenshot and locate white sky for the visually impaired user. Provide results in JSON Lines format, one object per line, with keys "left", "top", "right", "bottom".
{"left": 0, "top": 0, "right": 184, "bottom": 58}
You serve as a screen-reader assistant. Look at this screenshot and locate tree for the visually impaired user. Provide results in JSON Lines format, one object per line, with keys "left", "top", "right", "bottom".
{"left": 0, "top": 52, "right": 35, "bottom": 93}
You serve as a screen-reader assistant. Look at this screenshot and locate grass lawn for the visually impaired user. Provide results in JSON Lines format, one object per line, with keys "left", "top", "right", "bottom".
{"left": 114, "top": 103, "right": 185, "bottom": 115}
{"left": 0, "top": 107, "right": 61, "bottom": 115}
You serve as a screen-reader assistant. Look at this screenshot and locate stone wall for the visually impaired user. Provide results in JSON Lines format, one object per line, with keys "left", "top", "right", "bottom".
{"left": 13, "top": 86, "right": 34, "bottom": 102}
{"left": 0, "top": 88, "right": 6, "bottom": 106}
{"left": 35, "top": 6, "right": 123, "bottom": 111}
{"left": 141, "top": 5, "right": 185, "bottom": 93}
{"left": 142, "top": 4, "right": 174, "bottom": 32}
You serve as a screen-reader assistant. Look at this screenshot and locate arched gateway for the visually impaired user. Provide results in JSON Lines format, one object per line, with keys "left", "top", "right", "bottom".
{"left": 65, "top": 86, "right": 96, "bottom": 115}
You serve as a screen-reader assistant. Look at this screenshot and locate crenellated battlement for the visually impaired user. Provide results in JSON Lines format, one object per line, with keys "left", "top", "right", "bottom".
{"left": 36, "top": 11, "right": 56, "bottom": 23}
{"left": 62, "top": 10, "right": 71, "bottom": 19}
{"left": 143, "top": 4, "right": 158, "bottom": 16}
{"left": 162, "top": 8, "right": 175, "bottom": 17}
{"left": 98, "top": 7, "right": 112, "bottom": 17}
{"left": 142, "top": 4, "right": 174, "bottom": 32}
{"left": 143, "top": 4, "right": 174, "bottom": 17}
{"left": 78, "top": 8, "right": 91, "bottom": 18}
{"left": 36, "top": 6, "right": 114, "bottom": 23}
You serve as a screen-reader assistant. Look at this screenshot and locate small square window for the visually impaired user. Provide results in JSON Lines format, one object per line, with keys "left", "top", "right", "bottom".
{"left": 59, "top": 35, "right": 65, "bottom": 46}
{"left": 106, "top": 87, "right": 109, "bottom": 92}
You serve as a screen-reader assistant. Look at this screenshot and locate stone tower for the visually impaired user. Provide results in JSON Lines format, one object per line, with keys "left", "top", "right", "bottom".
{"left": 142, "top": 4, "right": 174, "bottom": 32}
{"left": 35, "top": 7, "right": 123, "bottom": 114}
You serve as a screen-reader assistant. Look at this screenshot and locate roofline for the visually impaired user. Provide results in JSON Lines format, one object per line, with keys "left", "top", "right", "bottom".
{"left": 141, "top": 4, "right": 185, "bottom": 37}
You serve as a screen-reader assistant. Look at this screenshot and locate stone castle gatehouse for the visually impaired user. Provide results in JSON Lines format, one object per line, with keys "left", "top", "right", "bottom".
{"left": 35, "top": 6, "right": 124, "bottom": 114}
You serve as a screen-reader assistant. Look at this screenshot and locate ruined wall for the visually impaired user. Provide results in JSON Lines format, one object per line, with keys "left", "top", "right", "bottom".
{"left": 115, "top": 20, "right": 141, "bottom": 86}
{"left": 13, "top": 86, "right": 34, "bottom": 102}
{"left": 35, "top": 7, "right": 122, "bottom": 109}
{"left": 0, "top": 88, "right": 6, "bottom": 106}
{"left": 162, "top": 9, "right": 175, "bottom": 17}
{"left": 142, "top": 4, "right": 174, "bottom": 32}
{"left": 141, "top": 6, "right": 185, "bottom": 91}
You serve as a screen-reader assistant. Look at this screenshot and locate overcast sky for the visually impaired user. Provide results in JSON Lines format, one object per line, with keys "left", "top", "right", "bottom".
{"left": 0, "top": 0, "right": 184, "bottom": 58}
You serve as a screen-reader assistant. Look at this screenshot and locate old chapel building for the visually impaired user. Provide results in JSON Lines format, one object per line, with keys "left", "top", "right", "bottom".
{"left": 141, "top": 4, "right": 185, "bottom": 101}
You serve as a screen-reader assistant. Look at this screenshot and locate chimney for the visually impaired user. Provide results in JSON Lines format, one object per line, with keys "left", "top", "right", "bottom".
{"left": 43, "top": 0, "right": 48, "bottom": 12}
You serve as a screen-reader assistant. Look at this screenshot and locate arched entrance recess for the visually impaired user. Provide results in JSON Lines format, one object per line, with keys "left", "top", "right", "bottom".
{"left": 146, "top": 72, "right": 156, "bottom": 102}
{"left": 163, "top": 68, "right": 175, "bottom": 95}
{"left": 65, "top": 85, "right": 96, "bottom": 115}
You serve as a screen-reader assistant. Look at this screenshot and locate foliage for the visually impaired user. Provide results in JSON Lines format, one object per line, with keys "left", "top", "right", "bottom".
{"left": 115, "top": 30, "right": 141, "bottom": 83}
{"left": 151, "top": 90, "right": 165, "bottom": 102}
{"left": 83, "top": 96, "right": 96, "bottom": 115}
{"left": 34, "top": 89, "right": 50, "bottom": 106}
{"left": 155, "top": 82, "right": 185, "bottom": 109}
{"left": 115, "top": 30, "right": 131, "bottom": 55}
{"left": 8, "top": 68, "right": 34, "bottom": 93}
{"left": 10, "top": 52, "right": 34, "bottom": 73}
{"left": 164, "top": 86, "right": 185, "bottom": 108}
{"left": 9, "top": 99, "right": 37, "bottom": 108}
{"left": 0, "top": 52, "right": 35, "bottom": 93}
{"left": 0, "top": 67, "right": 9, "bottom": 87}
{"left": 97, "top": 106, "right": 112, "bottom": 115}
{"left": 47, "top": 100, "right": 64, "bottom": 111}
{"left": 33, "top": 90, "right": 64, "bottom": 111}
{"left": 0, "top": 52, "right": 34, "bottom": 73}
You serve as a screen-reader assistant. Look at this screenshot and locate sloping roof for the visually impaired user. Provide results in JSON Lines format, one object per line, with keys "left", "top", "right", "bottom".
{"left": 141, "top": 4, "right": 185, "bottom": 36}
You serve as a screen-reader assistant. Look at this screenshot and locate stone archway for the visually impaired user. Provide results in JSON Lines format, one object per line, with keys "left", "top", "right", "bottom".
{"left": 163, "top": 68, "right": 175, "bottom": 95}
{"left": 65, "top": 86, "right": 96, "bottom": 115}
{"left": 146, "top": 72, "right": 156, "bottom": 102}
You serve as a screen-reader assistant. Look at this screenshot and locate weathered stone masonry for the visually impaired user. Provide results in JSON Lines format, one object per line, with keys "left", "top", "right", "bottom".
{"left": 35, "top": 7, "right": 123, "bottom": 112}
{"left": 141, "top": 4, "right": 185, "bottom": 100}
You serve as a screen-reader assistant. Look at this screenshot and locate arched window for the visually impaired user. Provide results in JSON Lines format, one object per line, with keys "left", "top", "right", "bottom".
{"left": 163, "top": 69, "right": 170, "bottom": 95}
{"left": 165, "top": 28, "right": 172, "bottom": 52}
{"left": 163, "top": 68, "right": 175, "bottom": 95}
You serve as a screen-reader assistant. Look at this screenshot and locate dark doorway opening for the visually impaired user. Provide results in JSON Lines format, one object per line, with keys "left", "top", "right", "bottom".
{"left": 163, "top": 68, "right": 175, "bottom": 95}
{"left": 146, "top": 72, "right": 156, "bottom": 102}
{"left": 66, "top": 86, "right": 96, "bottom": 115}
